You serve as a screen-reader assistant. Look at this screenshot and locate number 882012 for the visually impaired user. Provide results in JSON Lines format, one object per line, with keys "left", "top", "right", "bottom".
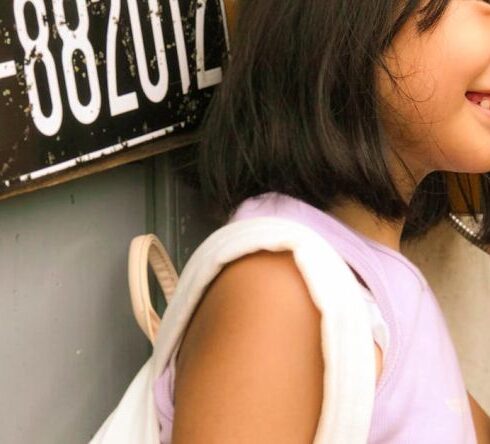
{"left": 13, "top": 0, "right": 227, "bottom": 136}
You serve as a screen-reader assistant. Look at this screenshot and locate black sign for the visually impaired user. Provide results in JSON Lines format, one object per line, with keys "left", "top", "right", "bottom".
{"left": 0, "top": 0, "right": 229, "bottom": 195}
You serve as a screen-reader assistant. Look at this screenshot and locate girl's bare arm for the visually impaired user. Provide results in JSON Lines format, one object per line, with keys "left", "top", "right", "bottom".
{"left": 172, "top": 250, "right": 324, "bottom": 443}
{"left": 468, "top": 391, "right": 490, "bottom": 444}
{"left": 172, "top": 251, "right": 382, "bottom": 444}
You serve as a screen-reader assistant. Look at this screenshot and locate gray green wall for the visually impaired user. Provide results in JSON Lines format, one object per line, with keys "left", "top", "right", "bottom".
{"left": 0, "top": 149, "right": 219, "bottom": 443}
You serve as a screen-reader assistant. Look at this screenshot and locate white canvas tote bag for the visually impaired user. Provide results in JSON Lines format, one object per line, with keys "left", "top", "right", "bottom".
{"left": 90, "top": 217, "right": 376, "bottom": 443}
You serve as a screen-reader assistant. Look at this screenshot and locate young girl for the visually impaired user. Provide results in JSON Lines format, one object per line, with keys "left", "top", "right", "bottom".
{"left": 154, "top": 0, "right": 490, "bottom": 442}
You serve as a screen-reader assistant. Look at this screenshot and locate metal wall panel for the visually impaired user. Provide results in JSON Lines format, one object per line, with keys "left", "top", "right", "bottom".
{"left": 152, "top": 149, "right": 221, "bottom": 315}
{"left": 0, "top": 163, "right": 150, "bottom": 443}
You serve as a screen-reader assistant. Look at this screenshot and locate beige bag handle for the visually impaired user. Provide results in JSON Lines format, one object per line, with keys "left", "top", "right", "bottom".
{"left": 128, "top": 234, "right": 179, "bottom": 345}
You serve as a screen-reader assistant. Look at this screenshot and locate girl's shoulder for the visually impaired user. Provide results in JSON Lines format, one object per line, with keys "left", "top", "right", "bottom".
{"left": 172, "top": 247, "right": 325, "bottom": 442}
{"left": 176, "top": 247, "right": 324, "bottom": 372}
{"left": 162, "top": 217, "right": 382, "bottom": 442}
{"left": 172, "top": 243, "right": 384, "bottom": 442}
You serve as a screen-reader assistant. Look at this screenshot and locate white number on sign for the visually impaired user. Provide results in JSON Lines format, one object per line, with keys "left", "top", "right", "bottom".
{"left": 107, "top": 0, "right": 191, "bottom": 116}
{"left": 14, "top": 0, "right": 63, "bottom": 136}
{"left": 196, "top": 0, "right": 226, "bottom": 90}
{"left": 107, "top": 0, "right": 139, "bottom": 116}
{"left": 52, "top": 0, "right": 101, "bottom": 124}
{"left": 127, "top": 0, "right": 168, "bottom": 103}
{"left": 169, "top": 0, "right": 190, "bottom": 95}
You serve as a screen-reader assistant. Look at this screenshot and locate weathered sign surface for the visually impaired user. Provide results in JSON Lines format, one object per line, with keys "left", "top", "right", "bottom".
{"left": 0, "top": 0, "right": 229, "bottom": 199}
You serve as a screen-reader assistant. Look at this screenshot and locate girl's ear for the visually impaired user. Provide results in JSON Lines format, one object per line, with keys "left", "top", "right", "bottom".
{"left": 447, "top": 173, "right": 481, "bottom": 214}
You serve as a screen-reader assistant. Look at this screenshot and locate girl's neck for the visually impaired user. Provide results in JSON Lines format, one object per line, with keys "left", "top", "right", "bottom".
{"left": 328, "top": 200, "right": 406, "bottom": 253}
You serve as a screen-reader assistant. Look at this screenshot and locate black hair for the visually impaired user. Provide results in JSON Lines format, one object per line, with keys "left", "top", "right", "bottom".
{"left": 194, "top": 0, "right": 490, "bottom": 243}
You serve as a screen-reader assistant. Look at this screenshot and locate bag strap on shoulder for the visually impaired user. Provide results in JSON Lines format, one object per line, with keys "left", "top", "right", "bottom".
{"left": 137, "top": 218, "right": 376, "bottom": 443}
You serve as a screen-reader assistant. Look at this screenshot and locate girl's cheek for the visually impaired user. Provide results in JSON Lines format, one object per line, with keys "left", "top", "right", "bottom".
{"left": 443, "top": 4, "right": 490, "bottom": 77}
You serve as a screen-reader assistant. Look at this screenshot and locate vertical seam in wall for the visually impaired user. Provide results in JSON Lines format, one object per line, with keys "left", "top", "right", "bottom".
{"left": 158, "top": 153, "right": 178, "bottom": 315}
{"left": 174, "top": 160, "right": 182, "bottom": 274}
{"left": 145, "top": 157, "right": 157, "bottom": 234}
{"left": 144, "top": 157, "right": 157, "bottom": 357}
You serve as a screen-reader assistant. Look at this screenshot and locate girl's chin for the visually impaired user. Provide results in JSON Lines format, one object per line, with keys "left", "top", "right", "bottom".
{"left": 436, "top": 151, "right": 490, "bottom": 174}
{"left": 448, "top": 163, "right": 490, "bottom": 175}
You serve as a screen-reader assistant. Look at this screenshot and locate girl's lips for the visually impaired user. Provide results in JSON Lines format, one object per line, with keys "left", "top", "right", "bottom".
{"left": 466, "top": 91, "right": 490, "bottom": 103}
{"left": 466, "top": 95, "right": 490, "bottom": 118}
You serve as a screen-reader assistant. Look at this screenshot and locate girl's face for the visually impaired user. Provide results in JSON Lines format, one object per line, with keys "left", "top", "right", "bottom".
{"left": 377, "top": 0, "right": 490, "bottom": 187}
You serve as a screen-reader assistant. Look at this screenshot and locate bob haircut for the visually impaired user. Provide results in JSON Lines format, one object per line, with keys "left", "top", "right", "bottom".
{"left": 195, "top": 0, "right": 490, "bottom": 243}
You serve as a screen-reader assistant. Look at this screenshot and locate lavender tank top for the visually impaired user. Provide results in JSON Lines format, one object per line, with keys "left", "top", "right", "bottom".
{"left": 153, "top": 192, "right": 477, "bottom": 443}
